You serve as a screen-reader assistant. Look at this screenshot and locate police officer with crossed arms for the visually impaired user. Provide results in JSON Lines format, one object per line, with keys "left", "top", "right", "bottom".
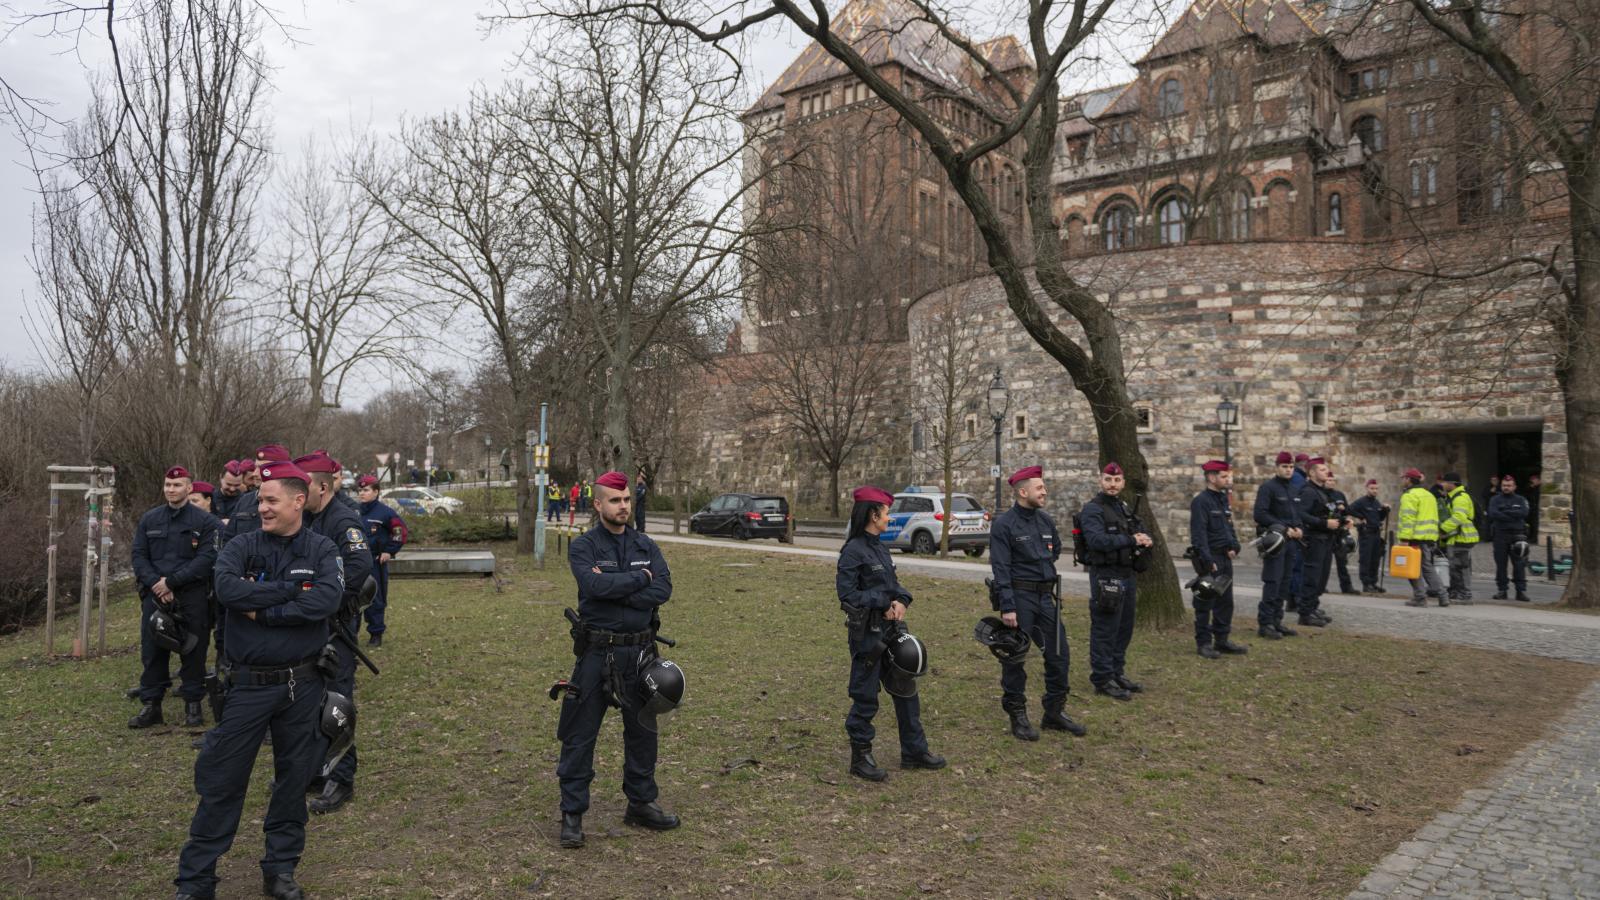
{"left": 556, "top": 470, "right": 679, "bottom": 849}
{"left": 1078, "top": 462, "right": 1151, "bottom": 701}
{"left": 130, "top": 465, "right": 219, "bottom": 730}
{"left": 1188, "top": 460, "right": 1248, "bottom": 659}
{"left": 174, "top": 461, "right": 342, "bottom": 900}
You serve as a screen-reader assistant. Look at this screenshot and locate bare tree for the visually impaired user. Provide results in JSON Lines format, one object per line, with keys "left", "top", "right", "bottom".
{"left": 273, "top": 137, "right": 419, "bottom": 432}
{"left": 550, "top": 0, "right": 1189, "bottom": 625}
{"left": 911, "top": 291, "right": 988, "bottom": 556}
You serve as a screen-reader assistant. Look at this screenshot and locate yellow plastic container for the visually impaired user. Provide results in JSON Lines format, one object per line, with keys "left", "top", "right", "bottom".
{"left": 1389, "top": 545, "right": 1422, "bottom": 580}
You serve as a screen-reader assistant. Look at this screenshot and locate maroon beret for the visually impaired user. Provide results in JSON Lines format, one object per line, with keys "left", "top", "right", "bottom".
{"left": 293, "top": 452, "right": 340, "bottom": 474}
{"left": 1307, "top": 456, "right": 1325, "bottom": 465}
{"left": 595, "top": 471, "right": 629, "bottom": 491}
{"left": 165, "top": 465, "right": 191, "bottom": 480}
{"left": 1200, "top": 460, "right": 1229, "bottom": 473}
{"left": 1102, "top": 462, "right": 1123, "bottom": 476}
{"left": 1500, "top": 474, "right": 1517, "bottom": 484}
{"left": 1275, "top": 451, "right": 1294, "bottom": 465}
{"left": 191, "top": 481, "right": 214, "bottom": 496}
{"left": 256, "top": 444, "right": 292, "bottom": 463}
{"left": 259, "top": 463, "right": 311, "bottom": 484}
{"left": 1365, "top": 479, "right": 1378, "bottom": 486}
{"left": 852, "top": 486, "right": 895, "bottom": 506}
{"left": 239, "top": 459, "right": 257, "bottom": 473}
{"left": 357, "top": 475, "right": 380, "bottom": 489}
{"left": 1294, "top": 452, "right": 1310, "bottom": 463}
{"left": 1403, "top": 468, "right": 1425, "bottom": 480}
{"left": 1007, "top": 465, "right": 1042, "bottom": 486}
{"left": 222, "top": 459, "right": 240, "bottom": 476}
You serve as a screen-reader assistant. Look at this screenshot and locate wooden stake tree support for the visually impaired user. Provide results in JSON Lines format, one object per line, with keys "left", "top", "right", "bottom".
{"left": 45, "top": 465, "right": 117, "bottom": 659}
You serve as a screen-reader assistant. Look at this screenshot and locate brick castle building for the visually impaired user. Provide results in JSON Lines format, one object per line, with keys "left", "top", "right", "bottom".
{"left": 684, "top": 0, "right": 1571, "bottom": 549}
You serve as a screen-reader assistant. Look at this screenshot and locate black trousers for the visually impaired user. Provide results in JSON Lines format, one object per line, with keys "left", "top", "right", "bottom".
{"left": 998, "top": 590, "right": 1068, "bottom": 713}
{"left": 1333, "top": 539, "right": 1354, "bottom": 591}
{"left": 1088, "top": 573, "right": 1136, "bottom": 687}
{"left": 1258, "top": 548, "right": 1289, "bottom": 627}
{"left": 140, "top": 590, "right": 211, "bottom": 703}
{"left": 175, "top": 672, "right": 326, "bottom": 896}
{"left": 556, "top": 643, "right": 659, "bottom": 815}
{"left": 1493, "top": 534, "right": 1529, "bottom": 592}
{"left": 844, "top": 630, "right": 929, "bottom": 754}
{"left": 1297, "top": 537, "right": 1335, "bottom": 614}
{"left": 1357, "top": 531, "right": 1384, "bottom": 587}
{"left": 1193, "top": 556, "right": 1234, "bottom": 645}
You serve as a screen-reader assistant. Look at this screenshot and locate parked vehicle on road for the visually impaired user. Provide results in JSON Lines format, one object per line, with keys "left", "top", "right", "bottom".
{"left": 881, "top": 487, "right": 990, "bottom": 556}
{"left": 381, "top": 485, "right": 464, "bottom": 516}
{"left": 689, "top": 493, "right": 794, "bottom": 543}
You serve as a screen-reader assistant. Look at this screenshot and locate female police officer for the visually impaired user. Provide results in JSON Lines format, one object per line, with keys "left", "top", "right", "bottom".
{"left": 836, "top": 485, "right": 944, "bottom": 781}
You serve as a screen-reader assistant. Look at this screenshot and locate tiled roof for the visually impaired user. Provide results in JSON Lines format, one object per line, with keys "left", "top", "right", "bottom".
{"left": 1140, "top": 0, "right": 1323, "bottom": 64}
{"left": 1059, "top": 83, "right": 1133, "bottom": 137}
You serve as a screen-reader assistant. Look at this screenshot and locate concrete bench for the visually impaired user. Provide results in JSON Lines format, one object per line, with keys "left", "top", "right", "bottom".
{"left": 388, "top": 548, "right": 496, "bottom": 577}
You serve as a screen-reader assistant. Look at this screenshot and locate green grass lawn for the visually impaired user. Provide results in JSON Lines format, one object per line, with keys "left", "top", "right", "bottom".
{"left": 1, "top": 542, "right": 1592, "bottom": 898}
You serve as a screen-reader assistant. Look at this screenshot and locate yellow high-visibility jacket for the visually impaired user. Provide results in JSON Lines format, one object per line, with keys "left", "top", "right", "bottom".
{"left": 1440, "top": 486, "right": 1479, "bottom": 546}
{"left": 1397, "top": 487, "right": 1440, "bottom": 541}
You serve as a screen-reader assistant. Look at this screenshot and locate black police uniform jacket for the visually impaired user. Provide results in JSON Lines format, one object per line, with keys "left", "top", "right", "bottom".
{"left": 211, "top": 490, "right": 252, "bottom": 531}
{"left": 212, "top": 526, "right": 343, "bottom": 666}
{"left": 1079, "top": 493, "right": 1141, "bottom": 577}
{"left": 1253, "top": 475, "right": 1300, "bottom": 532}
{"left": 567, "top": 523, "right": 672, "bottom": 633}
{"left": 988, "top": 503, "right": 1060, "bottom": 613}
{"left": 836, "top": 535, "right": 911, "bottom": 612}
{"left": 132, "top": 502, "right": 220, "bottom": 603}
{"left": 305, "top": 496, "right": 373, "bottom": 618}
{"left": 1188, "top": 488, "right": 1239, "bottom": 570}
{"left": 221, "top": 490, "right": 262, "bottom": 545}
{"left": 1349, "top": 495, "right": 1388, "bottom": 534}
{"left": 1297, "top": 481, "right": 1341, "bottom": 539}
{"left": 1487, "top": 493, "right": 1530, "bottom": 538}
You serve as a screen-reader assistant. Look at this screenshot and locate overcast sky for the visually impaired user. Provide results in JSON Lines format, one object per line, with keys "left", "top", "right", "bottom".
{"left": 0, "top": 1, "right": 1148, "bottom": 400}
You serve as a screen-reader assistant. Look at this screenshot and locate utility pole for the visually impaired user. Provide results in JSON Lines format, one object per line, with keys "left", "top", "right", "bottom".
{"left": 534, "top": 401, "right": 549, "bottom": 568}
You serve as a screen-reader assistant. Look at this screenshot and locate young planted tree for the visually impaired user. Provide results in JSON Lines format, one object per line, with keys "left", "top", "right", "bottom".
{"left": 911, "top": 291, "right": 988, "bottom": 557}
{"left": 566, "top": 0, "right": 1187, "bottom": 625}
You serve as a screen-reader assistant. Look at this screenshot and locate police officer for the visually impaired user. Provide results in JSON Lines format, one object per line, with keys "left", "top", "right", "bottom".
{"left": 241, "top": 458, "right": 261, "bottom": 491}
{"left": 213, "top": 462, "right": 249, "bottom": 528}
{"left": 1349, "top": 479, "right": 1389, "bottom": 593}
{"left": 1487, "top": 474, "right": 1532, "bottom": 602}
{"left": 1325, "top": 472, "right": 1357, "bottom": 594}
{"left": 189, "top": 481, "right": 215, "bottom": 514}
{"left": 1188, "top": 460, "right": 1247, "bottom": 659}
{"left": 356, "top": 474, "right": 408, "bottom": 647}
{"left": 1285, "top": 452, "right": 1310, "bottom": 614}
{"left": 1079, "top": 462, "right": 1151, "bottom": 701}
{"left": 221, "top": 445, "right": 293, "bottom": 546}
{"left": 174, "top": 462, "right": 342, "bottom": 900}
{"left": 988, "top": 466, "right": 1085, "bottom": 740}
{"left": 1252, "top": 451, "right": 1303, "bottom": 640}
{"left": 296, "top": 451, "right": 373, "bottom": 816}
{"left": 837, "top": 485, "right": 944, "bottom": 781}
{"left": 1294, "top": 458, "right": 1343, "bottom": 627}
{"left": 130, "top": 466, "right": 219, "bottom": 729}
{"left": 557, "top": 470, "right": 679, "bottom": 850}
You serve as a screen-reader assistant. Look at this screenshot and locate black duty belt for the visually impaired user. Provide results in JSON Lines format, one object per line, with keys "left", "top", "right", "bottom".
{"left": 1013, "top": 578, "right": 1058, "bottom": 595}
{"left": 583, "top": 628, "right": 654, "bottom": 647}
{"left": 226, "top": 654, "right": 322, "bottom": 686}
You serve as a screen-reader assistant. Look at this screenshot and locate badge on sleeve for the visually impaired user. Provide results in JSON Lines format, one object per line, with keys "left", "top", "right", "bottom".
{"left": 345, "top": 527, "right": 369, "bottom": 551}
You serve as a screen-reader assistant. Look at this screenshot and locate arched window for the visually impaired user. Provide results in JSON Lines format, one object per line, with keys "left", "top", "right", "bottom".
{"left": 1103, "top": 204, "right": 1137, "bottom": 251}
{"left": 1231, "top": 190, "right": 1251, "bottom": 240}
{"left": 1328, "top": 192, "right": 1344, "bottom": 233}
{"left": 1157, "top": 78, "right": 1184, "bottom": 117}
{"left": 1157, "top": 196, "right": 1189, "bottom": 245}
{"left": 1353, "top": 115, "right": 1384, "bottom": 153}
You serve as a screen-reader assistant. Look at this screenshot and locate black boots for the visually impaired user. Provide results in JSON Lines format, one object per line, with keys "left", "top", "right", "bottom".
{"left": 849, "top": 742, "right": 889, "bottom": 781}
{"left": 184, "top": 701, "right": 204, "bottom": 727}
{"left": 1094, "top": 681, "right": 1132, "bottom": 701}
{"left": 129, "top": 700, "right": 163, "bottom": 729}
{"left": 1257, "top": 626, "right": 1282, "bottom": 640}
{"left": 623, "top": 801, "right": 681, "bottom": 831}
{"left": 262, "top": 873, "right": 305, "bottom": 900}
{"left": 308, "top": 781, "right": 353, "bottom": 815}
{"left": 367, "top": 633, "right": 383, "bottom": 648}
{"left": 900, "top": 749, "right": 947, "bottom": 770}
{"left": 1006, "top": 708, "right": 1039, "bottom": 742}
{"left": 559, "top": 812, "right": 584, "bottom": 848}
{"left": 1492, "top": 591, "right": 1508, "bottom": 600}
{"left": 1115, "top": 675, "right": 1143, "bottom": 693}
{"left": 1516, "top": 591, "right": 1531, "bottom": 602}
{"left": 1197, "top": 643, "right": 1221, "bottom": 659}
{"left": 1040, "top": 707, "right": 1087, "bottom": 736}
{"left": 1215, "top": 637, "right": 1249, "bottom": 655}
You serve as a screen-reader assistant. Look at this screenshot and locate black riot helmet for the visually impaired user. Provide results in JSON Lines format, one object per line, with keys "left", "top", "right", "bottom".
{"left": 636, "top": 656, "right": 685, "bottom": 734}
{"left": 1251, "top": 524, "right": 1288, "bottom": 559}
{"left": 318, "top": 690, "right": 357, "bottom": 778}
{"left": 881, "top": 630, "right": 928, "bottom": 698}
{"left": 974, "top": 616, "right": 1030, "bottom": 665}
{"left": 358, "top": 575, "right": 378, "bottom": 610}
{"left": 1184, "top": 572, "right": 1232, "bottom": 607}
{"left": 149, "top": 607, "right": 198, "bottom": 655}
{"left": 1511, "top": 540, "right": 1531, "bottom": 561}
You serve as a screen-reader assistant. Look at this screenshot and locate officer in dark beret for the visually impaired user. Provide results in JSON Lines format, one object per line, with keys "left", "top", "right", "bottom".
{"left": 836, "top": 485, "right": 944, "bottom": 782}
{"left": 356, "top": 474, "right": 408, "bottom": 647}
{"left": 1188, "top": 460, "right": 1247, "bottom": 659}
{"left": 988, "top": 465, "right": 1086, "bottom": 741}
{"left": 174, "top": 462, "right": 342, "bottom": 900}
{"left": 1079, "top": 462, "right": 1152, "bottom": 701}
{"left": 1253, "top": 451, "right": 1303, "bottom": 639}
{"left": 295, "top": 451, "right": 373, "bottom": 816}
{"left": 220, "top": 445, "right": 292, "bottom": 546}
{"left": 212, "top": 461, "right": 250, "bottom": 530}
{"left": 189, "top": 482, "right": 215, "bottom": 514}
{"left": 130, "top": 466, "right": 219, "bottom": 730}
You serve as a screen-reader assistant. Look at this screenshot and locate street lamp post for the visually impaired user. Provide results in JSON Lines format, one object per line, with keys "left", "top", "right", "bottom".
{"left": 987, "top": 367, "right": 1010, "bottom": 512}
{"left": 483, "top": 433, "right": 493, "bottom": 512}
{"left": 1216, "top": 396, "right": 1238, "bottom": 464}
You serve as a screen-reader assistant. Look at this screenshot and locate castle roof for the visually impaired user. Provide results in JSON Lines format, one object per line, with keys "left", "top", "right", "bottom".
{"left": 747, "top": 0, "right": 1031, "bottom": 115}
{"left": 1140, "top": 0, "right": 1323, "bottom": 64}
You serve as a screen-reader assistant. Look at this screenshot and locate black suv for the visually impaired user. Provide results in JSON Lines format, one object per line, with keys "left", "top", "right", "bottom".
{"left": 689, "top": 493, "right": 793, "bottom": 543}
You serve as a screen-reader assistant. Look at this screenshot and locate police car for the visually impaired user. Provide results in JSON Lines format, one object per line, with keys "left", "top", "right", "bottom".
{"left": 879, "top": 487, "right": 991, "bottom": 556}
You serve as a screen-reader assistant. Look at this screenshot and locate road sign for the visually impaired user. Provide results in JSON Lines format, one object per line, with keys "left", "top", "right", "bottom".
{"left": 534, "top": 444, "right": 550, "bottom": 468}
{"left": 989, "top": 465, "right": 1002, "bottom": 477}
{"left": 376, "top": 453, "right": 391, "bottom": 464}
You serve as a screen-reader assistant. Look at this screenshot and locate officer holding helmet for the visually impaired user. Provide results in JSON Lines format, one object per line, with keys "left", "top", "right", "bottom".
{"left": 356, "top": 474, "right": 408, "bottom": 646}
{"left": 130, "top": 466, "right": 219, "bottom": 730}
{"left": 1252, "top": 451, "right": 1303, "bottom": 639}
{"left": 556, "top": 470, "right": 679, "bottom": 850}
{"left": 836, "top": 485, "right": 944, "bottom": 782}
{"left": 1188, "top": 460, "right": 1247, "bottom": 659}
{"left": 173, "top": 461, "right": 343, "bottom": 900}
{"left": 1488, "top": 474, "right": 1532, "bottom": 602}
{"left": 1078, "top": 462, "right": 1152, "bottom": 701}
{"left": 988, "top": 465, "right": 1086, "bottom": 741}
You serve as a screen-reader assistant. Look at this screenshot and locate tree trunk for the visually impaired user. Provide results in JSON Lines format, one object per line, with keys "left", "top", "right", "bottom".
{"left": 605, "top": 352, "right": 633, "bottom": 476}
{"left": 1557, "top": 182, "right": 1599, "bottom": 607}
{"left": 513, "top": 416, "right": 533, "bottom": 554}
{"left": 828, "top": 465, "right": 841, "bottom": 518}
{"left": 939, "top": 452, "right": 953, "bottom": 559}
